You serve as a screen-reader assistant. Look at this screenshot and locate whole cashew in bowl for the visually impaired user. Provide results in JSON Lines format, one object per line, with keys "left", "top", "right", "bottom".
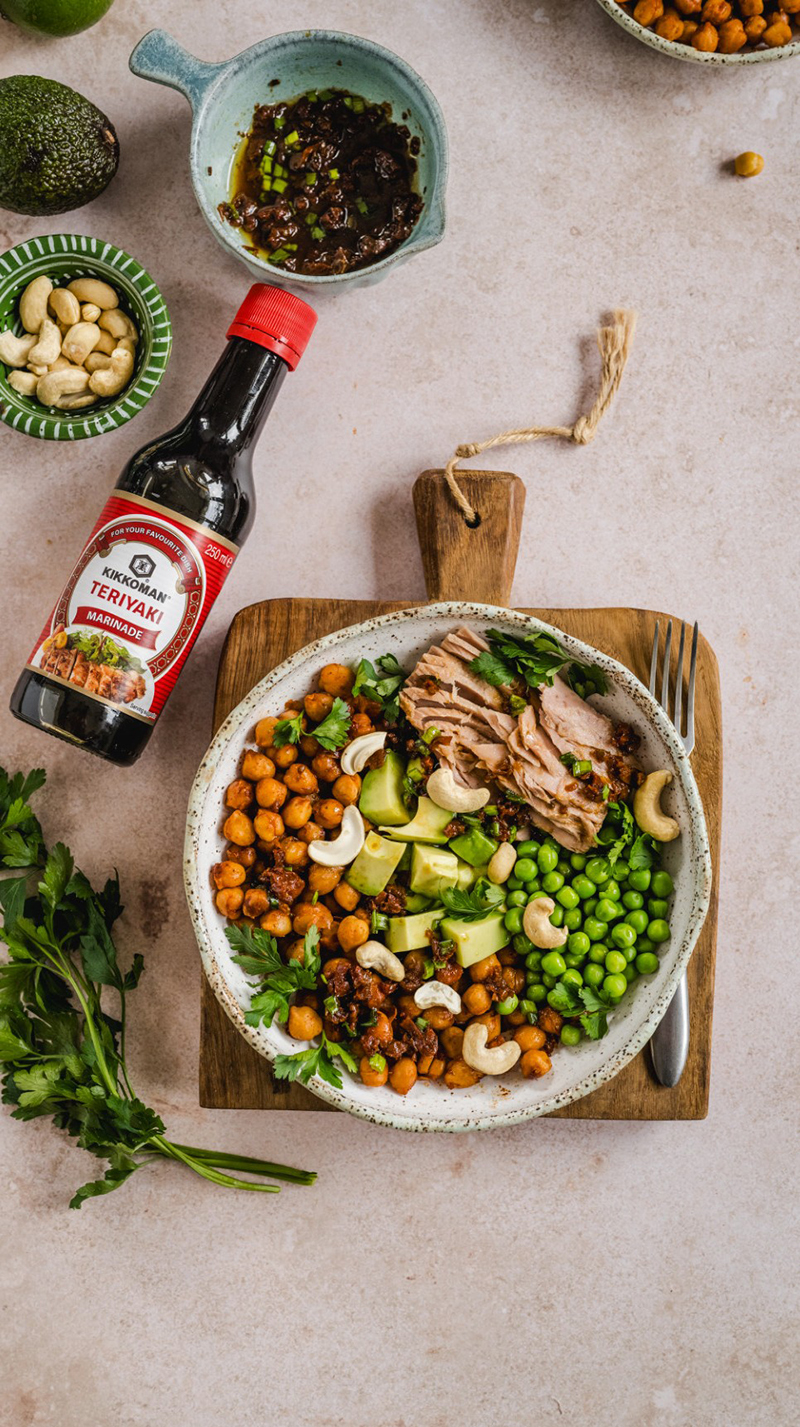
{"left": 633, "top": 770, "right": 680, "bottom": 842}
{"left": 356, "top": 941, "right": 405, "bottom": 982}
{"left": 36, "top": 366, "right": 91, "bottom": 407}
{"left": 67, "top": 277, "right": 119, "bottom": 310}
{"left": 19, "top": 275, "right": 53, "bottom": 334}
{"left": 81, "top": 303, "right": 102, "bottom": 323}
{"left": 57, "top": 392, "right": 97, "bottom": 411}
{"left": 85, "top": 352, "right": 111, "bottom": 373}
{"left": 413, "top": 981, "right": 461, "bottom": 1015}
{"left": 462, "top": 1023, "right": 521, "bottom": 1076}
{"left": 98, "top": 308, "right": 139, "bottom": 343}
{"left": 49, "top": 288, "right": 81, "bottom": 328}
{"left": 7, "top": 369, "right": 38, "bottom": 396}
{"left": 88, "top": 345, "right": 134, "bottom": 398}
{"left": 0, "top": 330, "right": 37, "bottom": 367}
{"left": 426, "top": 766, "right": 490, "bottom": 814}
{"left": 522, "top": 895, "right": 568, "bottom": 949}
{"left": 28, "top": 318, "right": 62, "bottom": 368}
{"left": 62, "top": 321, "right": 102, "bottom": 367}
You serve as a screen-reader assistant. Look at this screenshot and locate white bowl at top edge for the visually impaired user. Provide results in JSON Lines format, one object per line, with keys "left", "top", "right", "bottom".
{"left": 595, "top": 0, "right": 800, "bottom": 64}
{"left": 184, "top": 602, "right": 713, "bottom": 1132}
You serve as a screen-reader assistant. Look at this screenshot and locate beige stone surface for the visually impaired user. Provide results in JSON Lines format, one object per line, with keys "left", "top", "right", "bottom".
{"left": 1, "top": 2, "right": 798, "bottom": 1424}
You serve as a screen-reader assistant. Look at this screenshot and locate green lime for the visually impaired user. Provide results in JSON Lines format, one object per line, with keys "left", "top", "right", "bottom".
{"left": 0, "top": 0, "right": 114, "bottom": 36}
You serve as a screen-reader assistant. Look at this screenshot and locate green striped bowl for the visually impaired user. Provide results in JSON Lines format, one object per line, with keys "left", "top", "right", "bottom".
{"left": 0, "top": 233, "right": 172, "bottom": 442}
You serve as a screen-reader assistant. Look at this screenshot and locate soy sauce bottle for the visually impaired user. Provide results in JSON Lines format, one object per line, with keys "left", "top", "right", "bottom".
{"left": 11, "top": 285, "right": 316, "bottom": 765}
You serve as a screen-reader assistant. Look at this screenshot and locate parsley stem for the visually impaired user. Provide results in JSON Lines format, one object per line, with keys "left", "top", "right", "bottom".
{"left": 151, "top": 1137, "right": 281, "bottom": 1193}
{"left": 170, "top": 1143, "right": 317, "bottom": 1184}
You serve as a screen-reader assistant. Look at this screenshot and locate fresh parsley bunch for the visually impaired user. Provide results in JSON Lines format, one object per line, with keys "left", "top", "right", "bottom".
{"left": 0, "top": 769, "right": 316, "bottom": 1208}
{"left": 470, "top": 629, "right": 607, "bottom": 699}
{"left": 273, "top": 697, "right": 352, "bottom": 751}
{"left": 546, "top": 980, "right": 614, "bottom": 1040}
{"left": 439, "top": 879, "right": 506, "bottom": 922}
{"left": 352, "top": 653, "right": 407, "bottom": 723}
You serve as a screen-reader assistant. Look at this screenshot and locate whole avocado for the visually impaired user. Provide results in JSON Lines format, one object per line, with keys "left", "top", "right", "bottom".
{"left": 0, "top": 0, "right": 114, "bottom": 37}
{"left": 0, "top": 75, "right": 119, "bottom": 216}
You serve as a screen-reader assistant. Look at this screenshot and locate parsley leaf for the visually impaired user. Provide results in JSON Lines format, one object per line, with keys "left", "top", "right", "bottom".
{"left": 312, "top": 697, "right": 351, "bottom": 751}
{"left": 439, "top": 879, "right": 506, "bottom": 922}
{"left": 546, "top": 981, "right": 584, "bottom": 1015}
{"left": 470, "top": 629, "right": 608, "bottom": 697}
{"left": 577, "top": 983, "right": 612, "bottom": 1040}
{"left": 352, "top": 654, "right": 407, "bottom": 723}
{"left": 274, "top": 1033, "right": 358, "bottom": 1089}
{"left": 597, "top": 799, "right": 636, "bottom": 866}
{"left": 227, "top": 923, "right": 320, "bottom": 1027}
{"left": 629, "top": 832, "right": 658, "bottom": 870}
{"left": 272, "top": 711, "right": 305, "bottom": 747}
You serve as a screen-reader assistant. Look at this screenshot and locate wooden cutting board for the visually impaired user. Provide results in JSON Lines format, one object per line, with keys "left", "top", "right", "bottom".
{"left": 199, "top": 472, "right": 722, "bottom": 1120}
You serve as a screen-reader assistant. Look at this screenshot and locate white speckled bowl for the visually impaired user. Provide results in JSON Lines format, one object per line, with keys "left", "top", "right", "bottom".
{"left": 185, "top": 604, "right": 712, "bottom": 1131}
{"left": 595, "top": 0, "right": 800, "bottom": 64}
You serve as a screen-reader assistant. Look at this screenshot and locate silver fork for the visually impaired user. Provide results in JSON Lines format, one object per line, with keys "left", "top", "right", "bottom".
{"left": 647, "top": 618, "right": 698, "bottom": 1087}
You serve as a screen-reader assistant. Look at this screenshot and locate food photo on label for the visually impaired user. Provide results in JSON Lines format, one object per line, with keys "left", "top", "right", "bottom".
{"left": 9, "top": 283, "right": 317, "bottom": 763}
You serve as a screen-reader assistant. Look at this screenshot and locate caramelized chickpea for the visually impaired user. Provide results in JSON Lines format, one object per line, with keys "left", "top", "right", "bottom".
{"left": 744, "top": 13, "right": 767, "bottom": 34}
{"left": 281, "top": 837, "right": 310, "bottom": 867}
{"left": 304, "top": 691, "right": 333, "bottom": 722}
{"left": 655, "top": 7, "right": 685, "bottom": 37}
{"left": 763, "top": 17, "right": 792, "bottom": 40}
{"left": 308, "top": 864, "right": 343, "bottom": 894}
{"left": 444, "top": 1059, "right": 482, "bottom": 1089}
{"left": 293, "top": 902, "right": 333, "bottom": 936}
{"left": 312, "top": 751, "right": 341, "bottom": 782}
{"left": 260, "top": 908, "right": 292, "bottom": 938}
{"left": 241, "top": 751, "right": 275, "bottom": 781}
{"left": 225, "top": 778, "right": 254, "bottom": 810}
{"left": 718, "top": 17, "right": 747, "bottom": 47}
{"left": 390, "top": 1057, "right": 418, "bottom": 1096}
{"left": 224, "top": 843, "right": 257, "bottom": 868}
{"left": 398, "top": 993, "right": 421, "bottom": 1019}
{"left": 215, "top": 887, "right": 244, "bottom": 917}
{"left": 255, "top": 776, "right": 287, "bottom": 810}
{"left": 338, "top": 915, "right": 369, "bottom": 953}
{"left": 514, "top": 1025, "right": 546, "bottom": 1052}
{"left": 283, "top": 763, "right": 318, "bottom": 796}
{"left": 681, "top": 17, "right": 700, "bottom": 35}
{"left": 288, "top": 1004, "right": 323, "bottom": 1041}
{"left": 318, "top": 663, "right": 354, "bottom": 698}
{"left": 735, "top": 151, "right": 764, "bottom": 177}
{"left": 418, "top": 1051, "right": 435, "bottom": 1076}
{"left": 298, "top": 821, "right": 325, "bottom": 845}
{"left": 272, "top": 743, "right": 299, "bottom": 769}
{"left": 538, "top": 1006, "right": 563, "bottom": 1036}
{"left": 299, "top": 734, "right": 320, "bottom": 758}
{"left": 740, "top": 0, "right": 763, "bottom": 11}
{"left": 675, "top": 0, "right": 701, "bottom": 10}
{"left": 316, "top": 799, "right": 344, "bottom": 829}
{"left": 426, "top": 1057, "right": 446, "bottom": 1080}
{"left": 372, "top": 1011, "right": 393, "bottom": 1045}
{"left": 520, "top": 1048, "right": 552, "bottom": 1079}
{"left": 331, "top": 773, "right": 361, "bottom": 806}
{"left": 254, "top": 716, "right": 278, "bottom": 748}
{"left": 424, "top": 1006, "right": 455, "bottom": 1031}
{"left": 473, "top": 1011, "right": 501, "bottom": 1041}
{"left": 253, "top": 809, "right": 285, "bottom": 844}
{"left": 334, "top": 882, "right": 360, "bottom": 911}
{"left": 701, "top": 0, "right": 731, "bottom": 20}
{"left": 502, "top": 967, "right": 526, "bottom": 997}
{"left": 212, "top": 860, "right": 246, "bottom": 890}
{"left": 462, "top": 983, "right": 492, "bottom": 1016}
{"left": 241, "top": 887, "right": 268, "bottom": 920}
{"left": 691, "top": 19, "right": 720, "bottom": 46}
{"left": 323, "top": 956, "right": 351, "bottom": 977}
{"left": 286, "top": 938, "right": 307, "bottom": 964}
{"left": 439, "top": 1026, "right": 465, "bottom": 1059}
{"left": 350, "top": 712, "right": 374, "bottom": 736}
{"left": 283, "top": 795, "right": 313, "bottom": 829}
{"left": 360, "top": 1054, "right": 388, "bottom": 1087}
{"left": 435, "top": 961, "right": 465, "bottom": 989}
{"left": 223, "top": 811, "right": 255, "bottom": 846}
{"left": 633, "top": 0, "right": 664, "bottom": 22}
{"left": 469, "top": 953, "right": 501, "bottom": 983}
{"left": 402, "top": 951, "right": 426, "bottom": 983}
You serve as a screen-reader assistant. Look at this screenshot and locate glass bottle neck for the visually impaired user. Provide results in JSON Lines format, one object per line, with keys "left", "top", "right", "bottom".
{"left": 189, "top": 337, "right": 287, "bottom": 456}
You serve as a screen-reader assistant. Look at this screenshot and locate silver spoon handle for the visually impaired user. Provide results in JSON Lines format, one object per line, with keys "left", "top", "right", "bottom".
{"left": 650, "top": 973, "right": 689, "bottom": 1087}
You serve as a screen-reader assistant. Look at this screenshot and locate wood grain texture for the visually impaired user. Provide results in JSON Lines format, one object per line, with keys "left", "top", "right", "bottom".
{"left": 200, "top": 599, "right": 722, "bottom": 1120}
{"left": 413, "top": 469, "right": 526, "bottom": 604}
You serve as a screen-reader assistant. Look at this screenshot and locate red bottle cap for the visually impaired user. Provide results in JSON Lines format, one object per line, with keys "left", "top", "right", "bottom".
{"left": 226, "top": 284, "right": 317, "bottom": 370}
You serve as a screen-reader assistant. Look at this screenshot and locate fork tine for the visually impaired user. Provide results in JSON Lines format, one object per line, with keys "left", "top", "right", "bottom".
{"left": 661, "top": 619, "right": 672, "bottom": 712}
{"left": 673, "top": 621, "right": 686, "bottom": 738}
{"left": 649, "top": 620, "right": 660, "bottom": 699}
{"left": 685, "top": 621, "right": 699, "bottom": 754}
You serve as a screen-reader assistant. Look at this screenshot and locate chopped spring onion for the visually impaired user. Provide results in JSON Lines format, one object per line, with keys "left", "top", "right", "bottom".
{"left": 356, "top": 198, "right": 369, "bottom": 215}
{"left": 271, "top": 178, "right": 288, "bottom": 193}
{"left": 310, "top": 226, "right": 325, "bottom": 240}
{"left": 368, "top": 1054, "right": 386, "bottom": 1072}
{"left": 268, "top": 247, "right": 289, "bottom": 263}
{"left": 306, "top": 171, "right": 318, "bottom": 187}
{"left": 274, "top": 115, "right": 286, "bottom": 129}
{"left": 328, "top": 167, "right": 340, "bottom": 180}
{"left": 259, "top": 155, "right": 273, "bottom": 175}
{"left": 304, "top": 212, "right": 317, "bottom": 225}
{"left": 344, "top": 96, "right": 366, "bottom": 113}
{"left": 263, "top": 139, "right": 277, "bottom": 156}
{"left": 284, "top": 129, "right": 300, "bottom": 145}
{"left": 273, "top": 163, "right": 287, "bottom": 178}
{"left": 318, "top": 88, "right": 334, "bottom": 100}
{"left": 371, "top": 911, "right": 389, "bottom": 934}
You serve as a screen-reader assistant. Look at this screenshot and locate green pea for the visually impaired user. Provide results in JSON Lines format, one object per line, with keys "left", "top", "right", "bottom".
{"left": 604, "top": 950, "right": 627, "bottom": 975}
{"left": 568, "top": 931, "right": 590, "bottom": 958}
{"left": 603, "top": 973, "right": 627, "bottom": 1000}
{"left": 549, "top": 905, "right": 565, "bottom": 928}
{"left": 624, "top": 963, "right": 637, "bottom": 983}
{"left": 636, "top": 952, "right": 659, "bottom": 975}
{"left": 586, "top": 856, "right": 610, "bottom": 884}
{"left": 603, "top": 879, "right": 621, "bottom": 901}
{"left": 636, "top": 936, "right": 655, "bottom": 954}
{"left": 622, "top": 943, "right": 638, "bottom": 963}
{"left": 563, "top": 951, "right": 585, "bottom": 969}
{"left": 594, "top": 898, "right": 621, "bottom": 924}
{"left": 537, "top": 844, "right": 559, "bottom": 874}
{"left": 515, "top": 839, "right": 540, "bottom": 857}
{"left": 557, "top": 859, "right": 571, "bottom": 876}
{"left": 562, "top": 968, "right": 583, "bottom": 988}
{"left": 561, "top": 1024, "right": 582, "bottom": 1046}
{"left": 542, "top": 973, "right": 556, "bottom": 989}
{"left": 651, "top": 870, "right": 674, "bottom": 897}
{"left": 520, "top": 998, "right": 538, "bottom": 1016}
{"left": 588, "top": 942, "right": 610, "bottom": 964}
{"left": 541, "top": 951, "right": 566, "bottom": 977}
{"left": 563, "top": 907, "right": 583, "bottom": 932}
{"left": 614, "top": 860, "right": 630, "bottom": 881}
{"left": 584, "top": 962, "right": 606, "bottom": 988}
{"left": 572, "top": 875, "right": 595, "bottom": 901}
{"left": 584, "top": 897, "right": 598, "bottom": 916}
{"left": 648, "top": 898, "right": 669, "bottom": 920}
{"left": 496, "top": 994, "right": 519, "bottom": 1015}
{"left": 542, "top": 870, "right": 565, "bottom": 894}
{"left": 628, "top": 868, "right": 651, "bottom": 892}
{"left": 514, "top": 933, "right": 535, "bottom": 956}
{"left": 526, "top": 983, "right": 547, "bottom": 1003}
{"left": 506, "top": 889, "right": 527, "bottom": 908}
{"left": 556, "top": 885, "right": 580, "bottom": 910}
{"left": 504, "top": 907, "right": 524, "bottom": 934}
{"left": 515, "top": 857, "right": 537, "bottom": 883}
{"left": 648, "top": 919, "right": 670, "bottom": 943}
{"left": 625, "top": 909, "right": 650, "bottom": 936}
{"left": 526, "top": 878, "right": 542, "bottom": 893}
{"left": 525, "top": 950, "right": 543, "bottom": 971}
{"left": 622, "top": 890, "right": 644, "bottom": 910}
{"left": 570, "top": 853, "right": 587, "bottom": 871}
{"left": 584, "top": 916, "right": 607, "bottom": 942}
{"left": 507, "top": 875, "right": 523, "bottom": 891}
{"left": 611, "top": 922, "right": 637, "bottom": 950}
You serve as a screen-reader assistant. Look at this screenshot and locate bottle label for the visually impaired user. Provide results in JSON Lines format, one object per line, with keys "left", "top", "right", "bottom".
{"left": 26, "top": 491, "right": 238, "bottom": 724}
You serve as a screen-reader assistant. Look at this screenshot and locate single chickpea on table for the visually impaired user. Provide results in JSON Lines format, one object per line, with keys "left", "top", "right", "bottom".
{"left": 617, "top": 0, "right": 799, "bottom": 52}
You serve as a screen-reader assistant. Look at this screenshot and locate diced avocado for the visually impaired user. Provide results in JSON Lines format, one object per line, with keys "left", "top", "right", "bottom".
{"left": 455, "top": 859, "right": 488, "bottom": 891}
{"left": 359, "top": 750, "right": 410, "bottom": 826}
{"left": 386, "top": 908, "right": 443, "bottom": 954}
{"left": 440, "top": 910, "right": 509, "bottom": 968}
{"left": 409, "top": 844, "right": 459, "bottom": 899}
{"left": 383, "top": 796, "right": 453, "bottom": 844}
{"left": 396, "top": 843, "right": 412, "bottom": 874}
{"left": 448, "top": 826, "right": 500, "bottom": 867}
{"left": 346, "top": 832, "right": 406, "bottom": 896}
{"left": 404, "top": 892, "right": 434, "bottom": 913}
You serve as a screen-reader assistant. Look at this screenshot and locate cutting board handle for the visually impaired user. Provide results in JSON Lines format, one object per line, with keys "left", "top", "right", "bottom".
{"left": 413, "top": 469, "right": 526, "bottom": 606}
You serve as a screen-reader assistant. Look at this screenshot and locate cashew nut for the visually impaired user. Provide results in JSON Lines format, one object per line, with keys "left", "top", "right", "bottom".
{"left": 81, "top": 303, "right": 102, "bottom": 323}
{"left": 85, "top": 351, "right": 112, "bottom": 373}
{"left": 28, "top": 364, "right": 49, "bottom": 377}
{"left": 462, "top": 1023, "right": 521, "bottom": 1076}
{"left": 19, "top": 275, "right": 53, "bottom": 334}
{"left": 7, "top": 369, "right": 38, "bottom": 395}
{"left": 98, "top": 307, "right": 139, "bottom": 343}
{"left": 67, "top": 277, "right": 119, "bottom": 310}
{"left": 522, "top": 896, "right": 568, "bottom": 949}
{"left": 426, "top": 766, "right": 490, "bottom": 814}
{"left": 633, "top": 770, "right": 680, "bottom": 843}
{"left": 413, "top": 981, "right": 462, "bottom": 1015}
{"left": 487, "top": 842, "right": 517, "bottom": 885}
{"left": 36, "top": 366, "right": 90, "bottom": 407}
{"left": 56, "top": 392, "right": 97, "bottom": 411}
{"left": 28, "top": 317, "right": 62, "bottom": 368}
{"left": 356, "top": 941, "right": 405, "bottom": 982}
{"left": 308, "top": 804, "right": 366, "bottom": 867}
{"left": 62, "top": 321, "right": 102, "bottom": 367}
{"left": 48, "top": 288, "right": 81, "bottom": 327}
{"left": 95, "top": 330, "right": 116, "bottom": 355}
{"left": 47, "top": 356, "right": 74, "bottom": 374}
{"left": 340, "top": 731, "right": 387, "bottom": 776}
{"left": 0, "top": 329, "right": 37, "bottom": 367}
{"left": 88, "top": 345, "right": 134, "bottom": 398}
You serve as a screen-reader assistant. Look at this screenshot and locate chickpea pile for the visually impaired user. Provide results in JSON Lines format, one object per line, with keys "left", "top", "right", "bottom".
{"left": 211, "top": 661, "right": 564, "bottom": 1096}
{"left": 617, "top": 0, "right": 799, "bottom": 52}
